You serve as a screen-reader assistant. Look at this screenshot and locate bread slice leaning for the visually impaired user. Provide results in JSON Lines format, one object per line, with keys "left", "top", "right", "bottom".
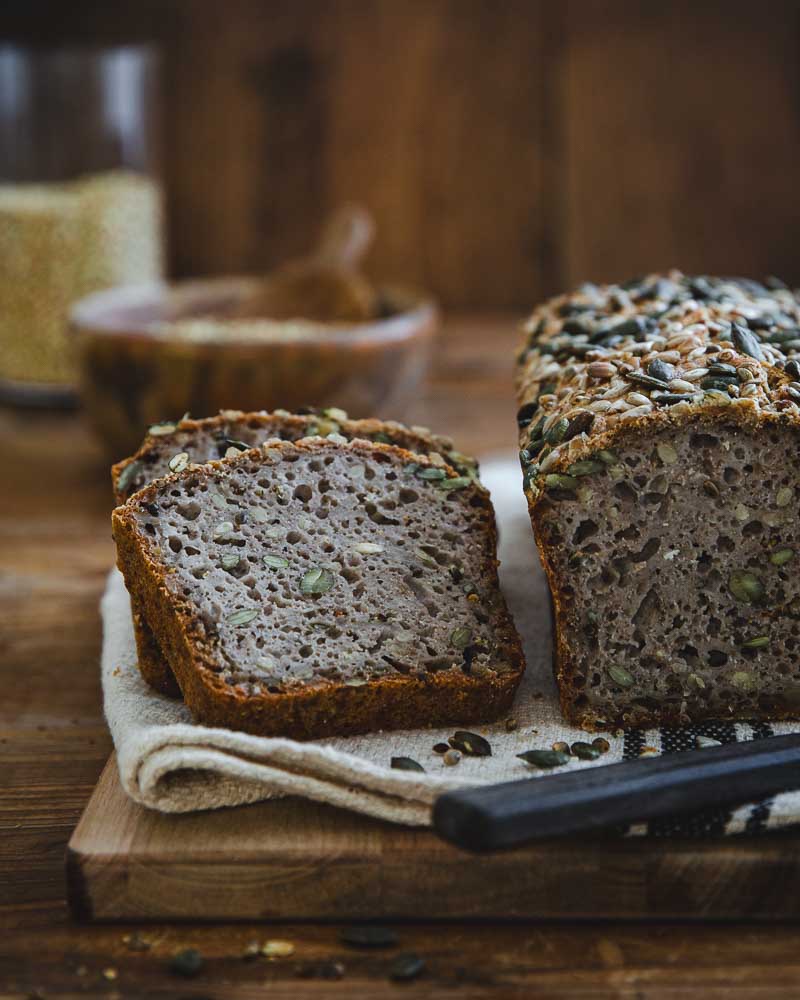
{"left": 112, "top": 409, "right": 478, "bottom": 697}
{"left": 112, "top": 437, "right": 524, "bottom": 739}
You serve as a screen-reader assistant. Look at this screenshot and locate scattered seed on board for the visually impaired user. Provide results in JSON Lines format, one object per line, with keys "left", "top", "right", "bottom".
{"left": 504, "top": 717, "right": 519, "bottom": 732}
{"left": 449, "top": 730, "right": 492, "bottom": 756}
{"left": 169, "top": 949, "right": 204, "bottom": 977}
{"left": 517, "top": 749, "right": 570, "bottom": 769}
{"left": 391, "top": 756, "right": 425, "bottom": 773}
{"left": 262, "top": 940, "right": 295, "bottom": 958}
{"left": 432, "top": 742, "right": 450, "bottom": 754}
{"left": 389, "top": 953, "right": 426, "bottom": 982}
{"left": 696, "top": 735, "right": 722, "bottom": 749}
{"left": 592, "top": 737, "right": 610, "bottom": 754}
{"left": 570, "top": 741, "right": 601, "bottom": 760}
{"left": 443, "top": 749, "right": 461, "bottom": 766}
{"left": 551, "top": 741, "right": 570, "bottom": 754}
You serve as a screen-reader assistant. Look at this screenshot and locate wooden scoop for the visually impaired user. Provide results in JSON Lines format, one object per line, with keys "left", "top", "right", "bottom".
{"left": 233, "top": 204, "right": 378, "bottom": 323}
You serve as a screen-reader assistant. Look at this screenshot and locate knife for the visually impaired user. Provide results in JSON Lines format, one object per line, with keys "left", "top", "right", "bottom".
{"left": 433, "top": 732, "right": 800, "bottom": 852}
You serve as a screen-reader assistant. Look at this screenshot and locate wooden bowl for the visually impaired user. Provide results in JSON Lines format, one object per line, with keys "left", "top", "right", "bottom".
{"left": 70, "top": 276, "right": 437, "bottom": 457}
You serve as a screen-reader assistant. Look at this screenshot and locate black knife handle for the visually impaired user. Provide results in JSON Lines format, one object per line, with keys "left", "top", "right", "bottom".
{"left": 433, "top": 733, "right": 800, "bottom": 852}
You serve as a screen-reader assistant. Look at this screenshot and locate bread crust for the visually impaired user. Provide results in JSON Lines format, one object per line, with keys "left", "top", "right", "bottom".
{"left": 112, "top": 437, "right": 525, "bottom": 739}
{"left": 515, "top": 271, "right": 800, "bottom": 731}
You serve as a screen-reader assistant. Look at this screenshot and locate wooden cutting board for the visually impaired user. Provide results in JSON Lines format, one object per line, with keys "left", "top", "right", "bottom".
{"left": 67, "top": 755, "right": 800, "bottom": 921}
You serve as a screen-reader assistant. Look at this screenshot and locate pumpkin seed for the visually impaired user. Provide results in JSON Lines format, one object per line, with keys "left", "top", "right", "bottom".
{"left": 169, "top": 948, "right": 203, "bottom": 977}
{"left": 544, "top": 473, "right": 578, "bottom": 491}
{"left": 116, "top": 460, "right": 143, "bottom": 494}
{"left": 449, "top": 730, "right": 491, "bottom": 757}
{"left": 597, "top": 450, "right": 619, "bottom": 465}
{"left": 435, "top": 476, "right": 472, "bottom": 490}
{"left": 568, "top": 459, "right": 605, "bottom": 477}
{"left": 544, "top": 417, "right": 570, "bottom": 445}
{"left": 656, "top": 442, "right": 678, "bottom": 465}
{"left": 741, "top": 635, "right": 769, "bottom": 650}
{"left": 517, "top": 749, "right": 570, "bottom": 769}
{"left": 571, "top": 741, "right": 601, "bottom": 760}
{"left": 301, "top": 567, "right": 335, "bottom": 594}
{"left": 389, "top": 953, "right": 426, "bottom": 982}
{"left": 607, "top": 663, "right": 634, "bottom": 688}
{"left": 728, "top": 570, "right": 764, "bottom": 604}
{"left": 416, "top": 466, "right": 447, "bottom": 480}
{"left": 770, "top": 548, "right": 794, "bottom": 566}
{"left": 221, "top": 553, "right": 241, "bottom": 570}
{"left": 264, "top": 554, "right": 289, "bottom": 569}
{"left": 450, "top": 626, "right": 472, "bottom": 648}
{"left": 227, "top": 608, "right": 259, "bottom": 626}
{"left": 391, "top": 756, "right": 425, "bottom": 773}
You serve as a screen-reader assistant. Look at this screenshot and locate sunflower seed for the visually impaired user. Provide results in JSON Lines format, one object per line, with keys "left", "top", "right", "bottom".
{"left": 731, "top": 321, "right": 764, "bottom": 361}
{"left": 353, "top": 542, "right": 384, "bottom": 554}
{"left": 148, "top": 420, "right": 179, "bottom": 437}
{"left": 213, "top": 520, "right": 235, "bottom": 540}
{"left": 221, "top": 553, "right": 241, "bottom": 570}
{"left": 449, "top": 730, "right": 492, "bottom": 757}
{"left": 261, "top": 940, "right": 295, "bottom": 958}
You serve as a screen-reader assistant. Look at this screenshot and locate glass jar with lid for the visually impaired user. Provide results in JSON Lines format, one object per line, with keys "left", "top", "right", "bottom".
{"left": 0, "top": 43, "right": 164, "bottom": 405}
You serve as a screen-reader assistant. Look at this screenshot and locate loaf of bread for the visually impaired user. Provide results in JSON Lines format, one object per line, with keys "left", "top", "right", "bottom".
{"left": 112, "top": 437, "right": 524, "bottom": 738}
{"left": 516, "top": 272, "right": 800, "bottom": 730}
{"left": 113, "top": 409, "right": 478, "bottom": 696}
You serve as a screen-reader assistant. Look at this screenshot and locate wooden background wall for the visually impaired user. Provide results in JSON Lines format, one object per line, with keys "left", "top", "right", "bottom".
{"left": 5, "top": 0, "right": 800, "bottom": 309}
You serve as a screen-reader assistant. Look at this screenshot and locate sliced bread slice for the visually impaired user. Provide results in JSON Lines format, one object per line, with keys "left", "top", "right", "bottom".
{"left": 113, "top": 411, "right": 478, "bottom": 697}
{"left": 112, "top": 438, "right": 524, "bottom": 738}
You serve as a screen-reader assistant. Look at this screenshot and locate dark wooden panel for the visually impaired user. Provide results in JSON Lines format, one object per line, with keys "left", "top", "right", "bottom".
{"left": 561, "top": 0, "right": 800, "bottom": 288}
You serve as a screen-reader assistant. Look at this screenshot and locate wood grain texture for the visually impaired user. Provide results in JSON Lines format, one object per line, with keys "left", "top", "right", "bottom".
{"left": 8, "top": 0, "right": 800, "bottom": 310}
{"left": 69, "top": 754, "right": 800, "bottom": 922}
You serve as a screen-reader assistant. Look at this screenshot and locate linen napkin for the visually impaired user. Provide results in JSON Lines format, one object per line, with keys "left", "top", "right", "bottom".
{"left": 103, "top": 457, "right": 800, "bottom": 833}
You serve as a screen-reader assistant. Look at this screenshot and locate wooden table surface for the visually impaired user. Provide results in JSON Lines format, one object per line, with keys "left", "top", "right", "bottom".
{"left": 3, "top": 315, "right": 800, "bottom": 999}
